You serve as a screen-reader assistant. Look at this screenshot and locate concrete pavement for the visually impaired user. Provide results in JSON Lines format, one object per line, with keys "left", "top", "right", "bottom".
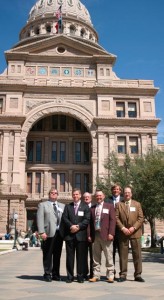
{"left": 0, "top": 247, "right": 163, "bottom": 300}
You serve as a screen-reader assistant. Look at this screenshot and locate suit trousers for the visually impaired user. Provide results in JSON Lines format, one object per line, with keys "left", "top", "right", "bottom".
{"left": 119, "top": 237, "right": 142, "bottom": 278}
{"left": 92, "top": 232, "right": 114, "bottom": 279}
{"left": 65, "top": 238, "right": 87, "bottom": 281}
{"left": 84, "top": 241, "right": 94, "bottom": 278}
{"left": 42, "top": 230, "right": 63, "bottom": 276}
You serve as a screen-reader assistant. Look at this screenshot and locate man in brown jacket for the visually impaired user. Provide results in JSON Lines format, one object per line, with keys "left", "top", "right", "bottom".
{"left": 116, "top": 186, "right": 145, "bottom": 282}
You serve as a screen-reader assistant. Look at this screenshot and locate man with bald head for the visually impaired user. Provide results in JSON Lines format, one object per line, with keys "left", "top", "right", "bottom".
{"left": 83, "top": 192, "right": 93, "bottom": 279}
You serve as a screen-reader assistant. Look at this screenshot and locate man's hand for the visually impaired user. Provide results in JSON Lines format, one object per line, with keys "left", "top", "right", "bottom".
{"left": 129, "top": 227, "right": 135, "bottom": 234}
{"left": 70, "top": 225, "right": 79, "bottom": 233}
{"left": 107, "top": 234, "right": 114, "bottom": 241}
{"left": 122, "top": 227, "right": 131, "bottom": 235}
{"left": 41, "top": 233, "right": 47, "bottom": 241}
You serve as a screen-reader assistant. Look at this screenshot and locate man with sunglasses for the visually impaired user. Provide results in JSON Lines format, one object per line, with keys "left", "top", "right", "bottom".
{"left": 37, "top": 188, "right": 65, "bottom": 282}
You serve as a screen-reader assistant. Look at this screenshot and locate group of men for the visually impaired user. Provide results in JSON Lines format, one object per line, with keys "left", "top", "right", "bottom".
{"left": 37, "top": 185, "right": 145, "bottom": 283}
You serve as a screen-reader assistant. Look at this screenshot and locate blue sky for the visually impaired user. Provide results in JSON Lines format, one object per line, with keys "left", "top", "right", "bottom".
{"left": 0, "top": 0, "right": 164, "bottom": 143}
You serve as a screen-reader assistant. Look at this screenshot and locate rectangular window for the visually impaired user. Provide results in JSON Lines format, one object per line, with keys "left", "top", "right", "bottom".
{"left": 84, "top": 142, "right": 89, "bottom": 163}
{"left": 60, "top": 173, "right": 65, "bottom": 192}
{"left": 100, "top": 68, "right": 104, "bottom": 76}
{"left": 75, "top": 173, "right": 81, "bottom": 189}
{"left": 52, "top": 142, "right": 57, "bottom": 162}
{"left": 27, "top": 173, "right": 32, "bottom": 193}
{"left": 36, "top": 141, "right": 42, "bottom": 162}
{"left": 51, "top": 173, "right": 57, "bottom": 189}
{"left": 128, "top": 103, "right": 137, "bottom": 118}
{"left": 35, "top": 172, "right": 41, "bottom": 193}
{"left": 106, "top": 68, "right": 110, "bottom": 76}
{"left": 129, "top": 137, "right": 138, "bottom": 154}
{"left": 75, "top": 142, "right": 81, "bottom": 162}
{"left": 60, "top": 142, "right": 66, "bottom": 162}
{"left": 27, "top": 141, "right": 34, "bottom": 162}
{"left": 116, "top": 102, "right": 125, "bottom": 117}
{"left": 84, "top": 173, "right": 89, "bottom": 192}
{"left": 117, "top": 137, "right": 126, "bottom": 154}
{"left": 0, "top": 99, "right": 3, "bottom": 114}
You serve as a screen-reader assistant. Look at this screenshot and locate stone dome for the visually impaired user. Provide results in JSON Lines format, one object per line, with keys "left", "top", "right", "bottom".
{"left": 29, "top": 0, "right": 92, "bottom": 25}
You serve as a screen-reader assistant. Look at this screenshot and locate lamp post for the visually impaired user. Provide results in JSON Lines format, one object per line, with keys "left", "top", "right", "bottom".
{"left": 12, "top": 212, "right": 18, "bottom": 250}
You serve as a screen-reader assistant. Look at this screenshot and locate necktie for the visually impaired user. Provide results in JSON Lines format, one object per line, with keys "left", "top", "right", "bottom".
{"left": 95, "top": 204, "right": 101, "bottom": 230}
{"left": 125, "top": 201, "right": 130, "bottom": 214}
{"left": 74, "top": 203, "right": 78, "bottom": 215}
{"left": 53, "top": 203, "right": 59, "bottom": 226}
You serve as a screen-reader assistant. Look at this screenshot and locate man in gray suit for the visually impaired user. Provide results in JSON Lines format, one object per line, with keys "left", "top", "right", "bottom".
{"left": 37, "top": 188, "right": 65, "bottom": 282}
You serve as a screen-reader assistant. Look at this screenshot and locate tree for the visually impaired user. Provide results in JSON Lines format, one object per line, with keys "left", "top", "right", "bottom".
{"left": 97, "top": 150, "right": 164, "bottom": 247}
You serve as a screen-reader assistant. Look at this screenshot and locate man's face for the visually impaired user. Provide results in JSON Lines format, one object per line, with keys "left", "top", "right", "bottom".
{"left": 84, "top": 193, "right": 91, "bottom": 205}
{"left": 112, "top": 186, "right": 121, "bottom": 197}
{"left": 124, "top": 188, "right": 132, "bottom": 201}
{"left": 49, "top": 190, "right": 58, "bottom": 202}
{"left": 72, "top": 190, "right": 81, "bottom": 203}
{"left": 95, "top": 191, "right": 105, "bottom": 204}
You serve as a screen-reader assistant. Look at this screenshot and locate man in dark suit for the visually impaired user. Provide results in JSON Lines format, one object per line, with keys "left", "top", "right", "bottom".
{"left": 105, "top": 184, "right": 123, "bottom": 278}
{"left": 61, "top": 188, "right": 90, "bottom": 283}
{"left": 89, "top": 190, "right": 116, "bottom": 283}
{"left": 116, "top": 186, "right": 145, "bottom": 282}
{"left": 37, "top": 188, "right": 65, "bottom": 282}
{"left": 83, "top": 192, "right": 94, "bottom": 279}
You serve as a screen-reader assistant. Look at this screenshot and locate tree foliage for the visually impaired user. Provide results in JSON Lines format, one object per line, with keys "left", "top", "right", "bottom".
{"left": 97, "top": 149, "right": 164, "bottom": 246}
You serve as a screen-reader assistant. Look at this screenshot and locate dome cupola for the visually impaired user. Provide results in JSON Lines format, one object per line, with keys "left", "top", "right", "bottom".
{"left": 19, "top": 0, "right": 98, "bottom": 46}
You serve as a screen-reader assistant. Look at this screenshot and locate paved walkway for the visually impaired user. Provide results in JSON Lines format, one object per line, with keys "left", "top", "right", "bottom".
{"left": 0, "top": 247, "right": 163, "bottom": 300}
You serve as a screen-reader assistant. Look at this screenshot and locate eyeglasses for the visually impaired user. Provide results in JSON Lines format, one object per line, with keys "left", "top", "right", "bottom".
{"left": 50, "top": 192, "right": 58, "bottom": 195}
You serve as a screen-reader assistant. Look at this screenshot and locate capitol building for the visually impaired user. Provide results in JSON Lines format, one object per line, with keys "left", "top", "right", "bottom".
{"left": 0, "top": 0, "right": 160, "bottom": 233}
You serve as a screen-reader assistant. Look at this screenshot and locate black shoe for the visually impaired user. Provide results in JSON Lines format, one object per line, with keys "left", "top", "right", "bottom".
{"left": 66, "top": 279, "right": 73, "bottom": 283}
{"left": 135, "top": 277, "right": 145, "bottom": 282}
{"left": 117, "top": 277, "right": 126, "bottom": 282}
{"left": 84, "top": 276, "right": 89, "bottom": 281}
{"left": 52, "top": 276, "right": 62, "bottom": 281}
{"left": 78, "top": 279, "right": 84, "bottom": 283}
{"left": 43, "top": 274, "right": 52, "bottom": 282}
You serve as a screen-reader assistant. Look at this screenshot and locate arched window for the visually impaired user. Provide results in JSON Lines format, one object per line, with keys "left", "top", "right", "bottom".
{"left": 70, "top": 25, "right": 76, "bottom": 35}
{"left": 34, "top": 27, "right": 40, "bottom": 35}
{"left": 46, "top": 25, "right": 51, "bottom": 33}
{"left": 80, "top": 29, "right": 85, "bottom": 38}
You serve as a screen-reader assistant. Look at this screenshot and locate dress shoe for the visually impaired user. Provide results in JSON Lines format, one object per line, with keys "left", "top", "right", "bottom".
{"left": 107, "top": 278, "right": 114, "bottom": 283}
{"left": 78, "top": 279, "right": 84, "bottom": 283}
{"left": 89, "top": 277, "right": 99, "bottom": 282}
{"left": 52, "top": 276, "right": 62, "bottom": 281}
{"left": 135, "top": 277, "right": 145, "bottom": 282}
{"left": 43, "top": 274, "right": 52, "bottom": 282}
{"left": 117, "top": 277, "right": 126, "bottom": 282}
{"left": 66, "top": 279, "right": 73, "bottom": 283}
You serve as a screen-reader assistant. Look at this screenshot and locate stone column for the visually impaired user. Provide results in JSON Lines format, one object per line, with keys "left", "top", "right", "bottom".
{"left": 12, "top": 132, "right": 21, "bottom": 184}
{"left": 141, "top": 134, "right": 148, "bottom": 154}
{"left": 98, "top": 133, "right": 105, "bottom": 176}
{"left": 1, "top": 131, "right": 10, "bottom": 183}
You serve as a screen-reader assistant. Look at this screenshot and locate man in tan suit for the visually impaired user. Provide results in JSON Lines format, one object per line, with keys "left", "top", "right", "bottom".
{"left": 115, "top": 186, "right": 145, "bottom": 282}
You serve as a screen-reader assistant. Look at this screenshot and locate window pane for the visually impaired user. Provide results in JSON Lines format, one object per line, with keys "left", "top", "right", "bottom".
{"left": 84, "top": 173, "right": 89, "bottom": 192}
{"left": 52, "top": 142, "right": 57, "bottom": 162}
{"left": 36, "top": 141, "right": 42, "bottom": 162}
{"left": 116, "top": 102, "right": 125, "bottom": 117}
{"left": 51, "top": 173, "right": 57, "bottom": 189}
{"left": 129, "top": 137, "right": 138, "bottom": 154}
{"left": 60, "top": 115, "right": 66, "bottom": 130}
{"left": 60, "top": 142, "right": 66, "bottom": 162}
{"left": 75, "top": 142, "right": 81, "bottom": 162}
{"left": 117, "top": 137, "right": 126, "bottom": 154}
{"left": 60, "top": 173, "right": 65, "bottom": 192}
{"left": 27, "top": 141, "right": 34, "bottom": 162}
{"left": 52, "top": 115, "right": 58, "bottom": 130}
{"left": 27, "top": 173, "right": 32, "bottom": 193}
{"left": 35, "top": 172, "right": 41, "bottom": 193}
{"left": 84, "top": 142, "right": 89, "bottom": 163}
{"left": 75, "top": 173, "right": 81, "bottom": 189}
{"left": 128, "top": 103, "right": 137, "bottom": 118}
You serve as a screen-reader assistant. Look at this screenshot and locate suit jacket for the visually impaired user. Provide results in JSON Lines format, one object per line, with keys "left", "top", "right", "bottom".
{"left": 61, "top": 201, "right": 90, "bottom": 241}
{"left": 37, "top": 200, "right": 65, "bottom": 238}
{"left": 89, "top": 202, "right": 116, "bottom": 242}
{"left": 106, "top": 195, "right": 124, "bottom": 206}
{"left": 115, "top": 199, "right": 144, "bottom": 239}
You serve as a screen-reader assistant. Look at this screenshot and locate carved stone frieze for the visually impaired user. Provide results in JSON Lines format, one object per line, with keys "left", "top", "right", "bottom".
{"left": 26, "top": 100, "right": 54, "bottom": 113}
{"left": 67, "top": 100, "right": 95, "bottom": 116}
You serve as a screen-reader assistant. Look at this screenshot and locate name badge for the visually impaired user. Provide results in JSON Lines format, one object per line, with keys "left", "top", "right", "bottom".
{"left": 58, "top": 207, "right": 63, "bottom": 212}
{"left": 130, "top": 207, "right": 136, "bottom": 212}
{"left": 78, "top": 211, "right": 84, "bottom": 216}
{"left": 103, "top": 208, "right": 109, "bottom": 214}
